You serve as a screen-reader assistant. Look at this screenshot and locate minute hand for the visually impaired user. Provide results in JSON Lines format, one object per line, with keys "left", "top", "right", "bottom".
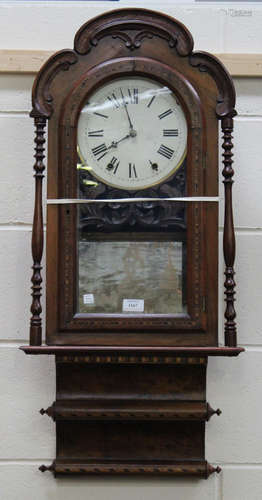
{"left": 120, "top": 88, "right": 135, "bottom": 132}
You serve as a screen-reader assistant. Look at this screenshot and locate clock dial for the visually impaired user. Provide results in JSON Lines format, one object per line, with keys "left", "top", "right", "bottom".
{"left": 77, "top": 77, "right": 187, "bottom": 191}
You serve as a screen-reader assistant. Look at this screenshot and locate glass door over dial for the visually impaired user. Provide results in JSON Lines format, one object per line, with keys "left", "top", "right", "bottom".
{"left": 76, "top": 76, "right": 188, "bottom": 317}
{"left": 77, "top": 76, "right": 187, "bottom": 191}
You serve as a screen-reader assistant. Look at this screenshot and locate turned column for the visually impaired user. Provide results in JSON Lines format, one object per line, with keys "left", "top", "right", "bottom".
{"left": 29, "top": 114, "right": 46, "bottom": 346}
{"left": 222, "top": 116, "right": 237, "bottom": 347}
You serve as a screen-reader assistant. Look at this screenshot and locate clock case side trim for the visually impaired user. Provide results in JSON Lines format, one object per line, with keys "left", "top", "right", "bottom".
{"left": 188, "top": 51, "right": 237, "bottom": 346}
{"left": 44, "top": 57, "right": 217, "bottom": 346}
{"left": 31, "top": 50, "right": 78, "bottom": 119}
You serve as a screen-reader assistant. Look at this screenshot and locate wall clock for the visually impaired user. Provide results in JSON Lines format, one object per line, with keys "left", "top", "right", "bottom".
{"left": 21, "top": 8, "right": 244, "bottom": 478}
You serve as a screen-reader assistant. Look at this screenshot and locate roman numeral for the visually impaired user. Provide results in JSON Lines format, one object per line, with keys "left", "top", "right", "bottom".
{"left": 92, "top": 143, "right": 107, "bottom": 160}
{"left": 107, "top": 156, "right": 120, "bottom": 174}
{"left": 157, "top": 144, "right": 174, "bottom": 160}
{"left": 129, "top": 163, "right": 137, "bottom": 178}
{"left": 158, "top": 109, "right": 173, "bottom": 120}
{"left": 163, "top": 129, "right": 179, "bottom": 137}
{"left": 128, "top": 88, "right": 138, "bottom": 104}
{"left": 147, "top": 95, "right": 156, "bottom": 108}
{"left": 88, "top": 130, "right": 104, "bottom": 137}
{"left": 93, "top": 112, "right": 108, "bottom": 119}
{"left": 107, "top": 93, "right": 120, "bottom": 109}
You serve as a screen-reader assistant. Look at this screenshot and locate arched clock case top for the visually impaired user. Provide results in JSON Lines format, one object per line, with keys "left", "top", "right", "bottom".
{"left": 22, "top": 8, "right": 243, "bottom": 479}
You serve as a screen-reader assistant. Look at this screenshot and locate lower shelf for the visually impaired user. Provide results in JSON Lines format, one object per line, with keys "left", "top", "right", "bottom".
{"left": 40, "top": 459, "right": 221, "bottom": 478}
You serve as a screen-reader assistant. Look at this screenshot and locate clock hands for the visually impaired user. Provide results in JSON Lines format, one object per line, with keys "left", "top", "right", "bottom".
{"left": 109, "top": 132, "right": 136, "bottom": 149}
{"left": 90, "top": 89, "right": 139, "bottom": 163}
{"left": 120, "top": 88, "right": 137, "bottom": 137}
{"left": 93, "top": 132, "right": 136, "bottom": 161}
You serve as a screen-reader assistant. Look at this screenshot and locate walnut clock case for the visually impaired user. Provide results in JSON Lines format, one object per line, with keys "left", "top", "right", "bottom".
{"left": 21, "top": 9, "right": 244, "bottom": 478}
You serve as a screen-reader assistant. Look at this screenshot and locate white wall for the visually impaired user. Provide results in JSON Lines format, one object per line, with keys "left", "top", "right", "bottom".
{"left": 1, "top": 2, "right": 262, "bottom": 499}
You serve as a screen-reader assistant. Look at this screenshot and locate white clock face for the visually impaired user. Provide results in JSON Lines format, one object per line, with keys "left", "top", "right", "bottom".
{"left": 77, "top": 77, "right": 187, "bottom": 191}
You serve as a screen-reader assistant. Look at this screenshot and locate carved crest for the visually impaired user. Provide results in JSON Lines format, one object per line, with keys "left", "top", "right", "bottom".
{"left": 31, "top": 9, "right": 236, "bottom": 120}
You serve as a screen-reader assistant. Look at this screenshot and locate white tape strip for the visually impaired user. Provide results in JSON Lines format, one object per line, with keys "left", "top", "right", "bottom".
{"left": 47, "top": 197, "right": 219, "bottom": 204}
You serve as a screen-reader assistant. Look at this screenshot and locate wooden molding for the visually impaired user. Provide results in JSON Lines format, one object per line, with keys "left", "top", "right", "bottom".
{"left": 20, "top": 346, "right": 244, "bottom": 357}
{"left": 0, "top": 50, "right": 262, "bottom": 76}
{"left": 39, "top": 460, "right": 221, "bottom": 477}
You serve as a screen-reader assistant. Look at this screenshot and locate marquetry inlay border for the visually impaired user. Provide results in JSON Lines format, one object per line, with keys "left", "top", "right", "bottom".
{"left": 56, "top": 355, "right": 207, "bottom": 365}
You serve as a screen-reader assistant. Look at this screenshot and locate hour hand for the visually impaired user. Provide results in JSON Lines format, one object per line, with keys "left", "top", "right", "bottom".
{"left": 109, "top": 133, "right": 136, "bottom": 149}
{"left": 92, "top": 133, "right": 135, "bottom": 161}
{"left": 116, "top": 132, "right": 137, "bottom": 143}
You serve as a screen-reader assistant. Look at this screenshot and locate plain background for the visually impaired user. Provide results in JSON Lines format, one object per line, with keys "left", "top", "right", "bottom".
{"left": 0, "top": 1, "right": 262, "bottom": 498}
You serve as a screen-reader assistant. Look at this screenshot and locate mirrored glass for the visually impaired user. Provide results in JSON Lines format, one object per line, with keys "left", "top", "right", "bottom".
{"left": 76, "top": 206, "right": 187, "bottom": 316}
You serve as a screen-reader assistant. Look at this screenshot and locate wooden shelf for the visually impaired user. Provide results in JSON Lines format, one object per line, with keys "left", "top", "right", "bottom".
{"left": 39, "top": 459, "right": 221, "bottom": 477}
{"left": 20, "top": 345, "right": 244, "bottom": 358}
